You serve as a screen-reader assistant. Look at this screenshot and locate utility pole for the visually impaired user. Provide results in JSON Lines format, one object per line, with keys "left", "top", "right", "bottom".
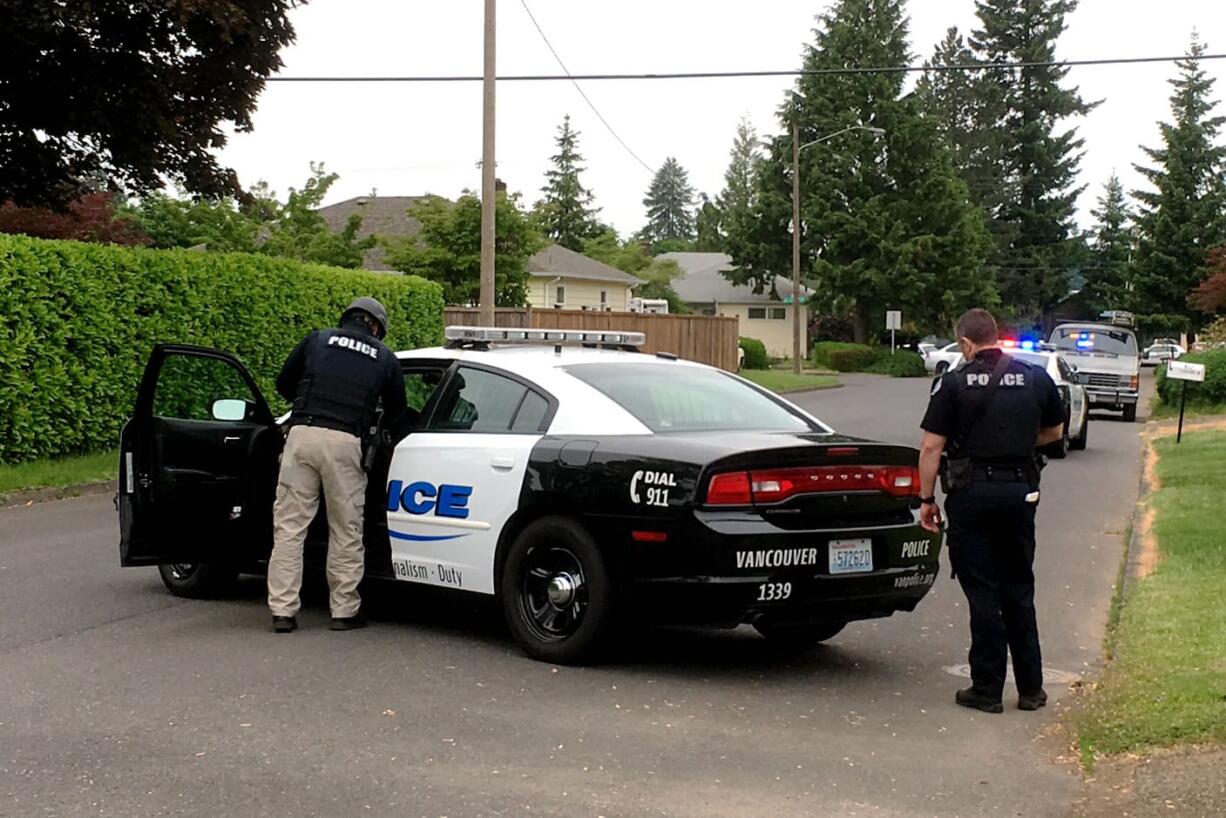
{"left": 791, "top": 115, "right": 803, "bottom": 375}
{"left": 479, "top": 0, "right": 497, "bottom": 327}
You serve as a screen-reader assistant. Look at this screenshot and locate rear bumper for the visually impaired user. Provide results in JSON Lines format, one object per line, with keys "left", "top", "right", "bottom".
{"left": 614, "top": 512, "right": 943, "bottom": 627}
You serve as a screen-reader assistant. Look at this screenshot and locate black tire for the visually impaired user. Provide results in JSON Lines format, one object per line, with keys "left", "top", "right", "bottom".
{"left": 1122, "top": 403, "right": 1137, "bottom": 422}
{"left": 753, "top": 619, "right": 846, "bottom": 649}
{"left": 157, "top": 562, "right": 238, "bottom": 599}
{"left": 500, "top": 517, "right": 614, "bottom": 664}
{"left": 935, "top": 361, "right": 950, "bottom": 375}
{"left": 1048, "top": 417, "right": 1070, "bottom": 459}
{"left": 1070, "top": 413, "right": 1089, "bottom": 451}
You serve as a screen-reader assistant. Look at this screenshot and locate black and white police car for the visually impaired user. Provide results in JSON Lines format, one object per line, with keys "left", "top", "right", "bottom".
{"left": 117, "top": 327, "right": 943, "bottom": 663}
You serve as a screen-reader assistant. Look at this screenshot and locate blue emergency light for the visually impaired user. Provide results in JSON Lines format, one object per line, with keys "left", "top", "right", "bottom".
{"left": 1075, "top": 331, "right": 1095, "bottom": 349}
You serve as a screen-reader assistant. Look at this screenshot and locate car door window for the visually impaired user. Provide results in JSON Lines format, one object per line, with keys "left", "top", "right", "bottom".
{"left": 153, "top": 354, "right": 260, "bottom": 421}
{"left": 429, "top": 367, "right": 536, "bottom": 433}
{"left": 1056, "top": 358, "right": 1073, "bottom": 382}
{"left": 509, "top": 390, "right": 550, "bottom": 433}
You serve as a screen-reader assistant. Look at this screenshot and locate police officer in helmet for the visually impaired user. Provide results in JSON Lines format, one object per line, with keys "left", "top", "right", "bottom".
{"left": 917, "top": 309, "right": 1065, "bottom": 713}
{"left": 267, "top": 297, "right": 407, "bottom": 633}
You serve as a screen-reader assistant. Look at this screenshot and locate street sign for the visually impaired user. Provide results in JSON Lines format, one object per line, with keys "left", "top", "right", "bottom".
{"left": 885, "top": 310, "right": 902, "bottom": 330}
{"left": 1167, "top": 360, "right": 1205, "bottom": 382}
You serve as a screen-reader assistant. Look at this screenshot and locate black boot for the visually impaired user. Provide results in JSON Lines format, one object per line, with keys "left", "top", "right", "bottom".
{"left": 272, "top": 616, "right": 297, "bottom": 633}
{"left": 955, "top": 686, "right": 1003, "bottom": 714}
{"left": 329, "top": 612, "right": 367, "bottom": 631}
{"left": 1018, "top": 689, "right": 1048, "bottom": 711}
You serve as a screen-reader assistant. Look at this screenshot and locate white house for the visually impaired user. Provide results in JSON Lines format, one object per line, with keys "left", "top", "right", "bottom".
{"left": 526, "top": 244, "right": 640, "bottom": 312}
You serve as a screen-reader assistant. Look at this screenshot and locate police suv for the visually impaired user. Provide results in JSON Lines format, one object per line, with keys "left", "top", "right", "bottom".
{"left": 117, "top": 328, "right": 943, "bottom": 663}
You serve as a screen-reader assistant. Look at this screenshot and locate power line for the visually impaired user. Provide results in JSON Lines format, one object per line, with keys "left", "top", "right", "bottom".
{"left": 515, "top": 0, "right": 654, "bottom": 174}
{"left": 265, "top": 52, "right": 1226, "bottom": 84}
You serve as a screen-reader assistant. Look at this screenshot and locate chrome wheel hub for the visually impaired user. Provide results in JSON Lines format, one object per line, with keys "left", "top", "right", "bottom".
{"left": 546, "top": 573, "right": 577, "bottom": 607}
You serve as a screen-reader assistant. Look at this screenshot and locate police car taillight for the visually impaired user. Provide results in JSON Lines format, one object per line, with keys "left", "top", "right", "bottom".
{"left": 706, "top": 465, "right": 920, "bottom": 505}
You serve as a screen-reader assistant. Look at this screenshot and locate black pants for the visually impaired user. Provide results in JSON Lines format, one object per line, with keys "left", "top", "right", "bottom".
{"left": 946, "top": 480, "right": 1043, "bottom": 699}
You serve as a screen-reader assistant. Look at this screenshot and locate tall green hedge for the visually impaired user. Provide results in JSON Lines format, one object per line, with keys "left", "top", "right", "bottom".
{"left": 0, "top": 234, "right": 443, "bottom": 463}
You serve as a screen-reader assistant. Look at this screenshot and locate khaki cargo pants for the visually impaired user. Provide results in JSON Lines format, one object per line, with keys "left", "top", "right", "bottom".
{"left": 267, "top": 425, "right": 367, "bottom": 619}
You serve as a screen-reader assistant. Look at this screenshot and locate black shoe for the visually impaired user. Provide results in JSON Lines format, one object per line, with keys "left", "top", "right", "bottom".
{"left": 272, "top": 616, "right": 297, "bottom": 633}
{"left": 329, "top": 613, "right": 367, "bottom": 631}
{"left": 1018, "top": 689, "right": 1048, "bottom": 711}
{"left": 955, "top": 686, "right": 1004, "bottom": 714}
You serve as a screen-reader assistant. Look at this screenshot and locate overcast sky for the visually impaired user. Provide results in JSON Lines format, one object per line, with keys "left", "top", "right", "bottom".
{"left": 216, "top": 0, "right": 1226, "bottom": 238}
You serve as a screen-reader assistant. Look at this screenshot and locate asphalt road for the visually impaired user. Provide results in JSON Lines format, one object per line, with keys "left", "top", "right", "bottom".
{"left": 0, "top": 373, "right": 1148, "bottom": 818}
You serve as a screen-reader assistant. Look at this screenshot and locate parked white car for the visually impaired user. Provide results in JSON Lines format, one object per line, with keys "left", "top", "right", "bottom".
{"left": 1141, "top": 343, "right": 1185, "bottom": 366}
{"left": 923, "top": 342, "right": 964, "bottom": 375}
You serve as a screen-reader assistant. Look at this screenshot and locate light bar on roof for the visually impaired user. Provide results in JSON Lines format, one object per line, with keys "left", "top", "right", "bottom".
{"left": 444, "top": 325, "right": 646, "bottom": 347}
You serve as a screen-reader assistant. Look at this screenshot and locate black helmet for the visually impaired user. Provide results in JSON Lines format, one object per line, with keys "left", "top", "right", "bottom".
{"left": 341, "top": 296, "right": 389, "bottom": 339}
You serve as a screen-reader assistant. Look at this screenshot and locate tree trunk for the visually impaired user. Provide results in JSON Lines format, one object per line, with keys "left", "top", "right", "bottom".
{"left": 852, "top": 304, "right": 869, "bottom": 345}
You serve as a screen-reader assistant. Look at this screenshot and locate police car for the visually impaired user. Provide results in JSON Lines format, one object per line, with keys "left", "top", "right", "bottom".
{"left": 998, "top": 341, "right": 1090, "bottom": 457}
{"left": 117, "top": 328, "right": 943, "bottom": 663}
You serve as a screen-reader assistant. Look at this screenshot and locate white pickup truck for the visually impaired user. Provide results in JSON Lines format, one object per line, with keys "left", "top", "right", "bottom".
{"left": 1048, "top": 320, "right": 1141, "bottom": 422}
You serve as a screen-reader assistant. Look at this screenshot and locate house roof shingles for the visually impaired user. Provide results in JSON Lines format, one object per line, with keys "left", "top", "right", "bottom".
{"left": 316, "top": 195, "right": 431, "bottom": 271}
{"left": 527, "top": 243, "right": 641, "bottom": 286}
{"left": 657, "top": 251, "right": 814, "bottom": 304}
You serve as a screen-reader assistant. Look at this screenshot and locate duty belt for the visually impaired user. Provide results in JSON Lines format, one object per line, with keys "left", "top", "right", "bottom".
{"left": 969, "top": 464, "right": 1030, "bottom": 483}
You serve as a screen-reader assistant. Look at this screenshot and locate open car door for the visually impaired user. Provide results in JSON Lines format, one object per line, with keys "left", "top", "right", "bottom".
{"left": 118, "top": 344, "right": 283, "bottom": 567}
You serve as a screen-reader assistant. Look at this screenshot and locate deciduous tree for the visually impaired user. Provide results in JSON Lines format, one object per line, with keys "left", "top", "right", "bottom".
{"left": 0, "top": 193, "right": 147, "bottom": 245}
{"left": 0, "top": 0, "right": 300, "bottom": 208}
{"left": 385, "top": 193, "right": 542, "bottom": 307}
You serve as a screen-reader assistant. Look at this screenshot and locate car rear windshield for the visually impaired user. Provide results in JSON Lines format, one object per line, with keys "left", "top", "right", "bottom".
{"left": 1051, "top": 326, "right": 1138, "bottom": 356}
{"left": 563, "top": 363, "right": 817, "bottom": 432}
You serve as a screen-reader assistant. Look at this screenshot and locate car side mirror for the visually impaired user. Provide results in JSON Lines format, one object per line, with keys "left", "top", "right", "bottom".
{"left": 211, "top": 398, "right": 250, "bottom": 422}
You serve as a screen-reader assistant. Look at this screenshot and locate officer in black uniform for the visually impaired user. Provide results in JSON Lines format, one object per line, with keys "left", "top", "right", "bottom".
{"left": 917, "top": 309, "right": 1066, "bottom": 713}
{"left": 267, "top": 297, "right": 407, "bottom": 633}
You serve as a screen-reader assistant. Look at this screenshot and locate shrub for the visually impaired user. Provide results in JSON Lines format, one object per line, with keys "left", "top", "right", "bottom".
{"left": 865, "top": 350, "right": 927, "bottom": 377}
{"left": 812, "top": 341, "right": 874, "bottom": 369}
{"left": 824, "top": 346, "right": 879, "bottom": 372}
{"left": 738, "top": 337, "right": 769, "bottom": 370}
{"left": 1155, "top": 349, "right": 1226, "bottom": 406}
{"left": 0, "top": 234, "right": 443, "bottom": 463}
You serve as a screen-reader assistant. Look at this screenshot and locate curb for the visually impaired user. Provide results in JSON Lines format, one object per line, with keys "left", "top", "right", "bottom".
{"left": 1122, "top": 441, "right": 1152, "bottom": 593}
{"left": 0, "top": 479, "right": 117, "bottom": 509}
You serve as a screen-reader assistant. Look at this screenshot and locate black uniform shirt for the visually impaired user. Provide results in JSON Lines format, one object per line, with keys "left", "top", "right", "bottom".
{"left": 276, "top": 319, "right": 407, "bottom": 437}
{"left": 921, "top": 348, "right": 1065, "bottom": 463}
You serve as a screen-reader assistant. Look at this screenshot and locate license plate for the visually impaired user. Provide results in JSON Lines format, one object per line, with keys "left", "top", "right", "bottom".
{"left": 829, "top": 538, "right": 873, "bottom": 574}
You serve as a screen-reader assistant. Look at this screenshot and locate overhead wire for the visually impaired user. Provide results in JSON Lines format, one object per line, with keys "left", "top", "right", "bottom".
{"left": 514, "top": 0, "right": 655, "bottom": 174}
{"left": 264, "top": 53, "right": 1226, "bottom": 83}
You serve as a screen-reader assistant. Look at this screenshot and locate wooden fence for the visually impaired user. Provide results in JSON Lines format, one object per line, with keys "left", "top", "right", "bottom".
{"left": 442, "top": 307, "right": 740, "bottom": 371}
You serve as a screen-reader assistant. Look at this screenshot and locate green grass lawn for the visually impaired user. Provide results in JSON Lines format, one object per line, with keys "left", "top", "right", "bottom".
{"left": 1149, "top": 399, "right": 1226, "bottom": 420}
{"left": 1076, "top": 430, "right": 1226, "bottom": 758}
{"left": 0, "top": 449, "right": 118, "bottom": 496}
{"left": 741, "top": 369, "right": 840, "bottom": 393}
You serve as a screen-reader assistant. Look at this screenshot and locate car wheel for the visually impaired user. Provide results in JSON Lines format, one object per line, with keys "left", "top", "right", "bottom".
{"left": 1070, "top": 414, "right": 1089, "bottom": 451}
{"left": 1122, "top": 403, "right": 1137, "bottom": 422}
{"left": 500, "top": 517, "right": 614, "bottom": 665}
{"left": 935, "top": 361, "right": 950, "bottom": 375}
{"left": 157, "top": 562, "right": 237, "bottom": 598}
{"left": 753, "top": 618, "right": 846, "bottom": 648}
{"left": 1049, "top": 418, "right": 1070, "bottom": 459}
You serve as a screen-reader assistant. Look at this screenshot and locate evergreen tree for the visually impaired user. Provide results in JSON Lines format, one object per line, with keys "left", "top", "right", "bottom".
{"left": 640, "top": 157, "right": 696, "bottom": 244}
{"left": 1081, "top": 173, "right": 1134, "bottom": 313}
{"left": 1131, "top": 36, "right": 1226, "bottom": 328}
{"left": 534, "top": 114, "right": 600, "bottom": 251}
{"left": 717, "top": 117, "right": 767, "bottom": 290}
{"left": 916, "top": 27, "right": 1014, "bottom": 249}
{"left": 969, "top": 0, "right": 1094, "bottom": 319}
{"left": 694, "top": 193, "right": 723, "bottom": 251}
{"left": 739, "top": 0, "right": 994, "bottom": 341}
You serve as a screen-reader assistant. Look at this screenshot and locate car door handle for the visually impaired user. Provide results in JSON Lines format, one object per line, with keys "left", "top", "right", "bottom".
{"left": 491, "top": 457, "right": 515, "bottom": 471}
{"left": 223, "top": 435, "right": 242, "bottom": 444}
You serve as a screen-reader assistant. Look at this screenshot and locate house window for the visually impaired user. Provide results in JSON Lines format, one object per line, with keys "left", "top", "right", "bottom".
{"left": 748, "top": 307, "right": 767, "bottom": 319}
{"left": 770, "top": 307, "right": 787, "bottom": 320}
{"left": 600, "top": 290, "right": 608, "bottom": 310}
{"left": 554, "top": 284, "right": 566, "bottom": 307}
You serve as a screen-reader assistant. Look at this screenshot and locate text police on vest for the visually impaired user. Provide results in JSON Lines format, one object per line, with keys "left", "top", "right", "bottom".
{"left": 328, "top": 335, "right": 379, "bottom": 360}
